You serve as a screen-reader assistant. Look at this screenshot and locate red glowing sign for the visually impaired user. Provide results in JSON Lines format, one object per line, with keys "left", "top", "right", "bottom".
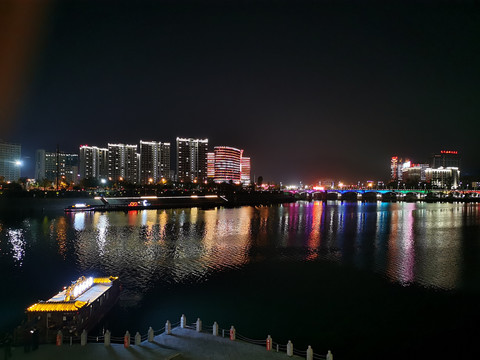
{"left": 440, "top": 150, "right": 458, "bottom": 154}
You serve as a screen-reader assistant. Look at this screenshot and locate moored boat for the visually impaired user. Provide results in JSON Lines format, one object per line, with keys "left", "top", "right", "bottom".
{"left": 64, "top": 203, "right": 96, "bottom": 212}
{"left": 16, "top": 276, "right": 120, "bottom": 344}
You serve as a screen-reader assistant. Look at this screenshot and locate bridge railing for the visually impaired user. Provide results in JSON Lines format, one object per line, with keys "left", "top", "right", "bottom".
{"left": 52, "top": 314, "right": 332, "bottom": 360}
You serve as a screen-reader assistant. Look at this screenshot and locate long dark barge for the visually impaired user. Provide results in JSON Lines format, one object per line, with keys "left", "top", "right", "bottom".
{"left": 65, "top": 195, "right": 228, "bottom": 212}
{"left": 15, "top": 276, "right": 120, "bottom": 345}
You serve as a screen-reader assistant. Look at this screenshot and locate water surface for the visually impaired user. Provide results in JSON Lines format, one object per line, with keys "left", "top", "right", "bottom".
{"left": 2, "top": 201, "right": 480, "bottom": 359}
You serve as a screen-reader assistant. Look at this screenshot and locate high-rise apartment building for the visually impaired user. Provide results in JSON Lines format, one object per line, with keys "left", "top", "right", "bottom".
{"left": 108, "top": 143, "right": 139, "bottom": 183}
{"left": 206, "top": 146, "right": 251, "bottom": 185}
{"left": 35, "top": 149, "right": 79, "bottom": 185}
{"left": 139, "top": 140, "right": 170, "bottom": 184}
{"left": 176, "top": 137, "right": 208, "bottom": 183}
{"left": 125, "top": 145, "right": 139, "bottom": 183}
{"left": 158, "top": 142, "right": 171, "bottom": 180}
{"left": 0, "top": 141, "right": 21, "bottom": 182}
{"left": 108, "top": 144, "right": 125, "bottom": 182}
{"left": 79, "top": 145, "right": 108, "bottom": 180}
{"left": 80, "top": 145, "right": 98, "bottom": 179}
{"left": 98, "top": 148, "right": 108, "bottom": 179}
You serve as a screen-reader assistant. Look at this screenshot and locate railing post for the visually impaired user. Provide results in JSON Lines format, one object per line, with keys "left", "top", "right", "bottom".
{"left": 222, "top": 329, "right": 225, "bottom": 337}
{"left": 80, "top": 330, "right": 87, "bottom": 346}
{"left": 327, "top": 350, "right": 333, "bottom": 360}
{"left": 306, "top": 345, "right": 313, "bottom": 360}
{"left": 166, "top": 320, "right": 172, "bottom": 335}
{"left": 56, "top": 330, "right": 63, "bottom": 346}
{"left": 148, "top": 327, "right": 154, "bottom": 342}
{"left": 134, "top": 332, "right": 141, "bottom": 346}
{"left": 181, "top": 314, "right": 187, "bottom": 328}
{"left": 287, "top": 340, "right": 293, "bottom": 357}
{"left": 124, "top": 331, "right": 130, "bottom": 348}
{"left": 266, "top": 335, "right": 272, "bottom": 351}
{"left": 212, "top": 322, "right": 219, "bottom": 336}
{"left": 196, "top": 318, "right": 202, "bottom": 332}
{"left": 104, "top": 330, "right": 111, "bottom": 346}
{"left": 229, "top": 326, "right": 236, "bottom": 341}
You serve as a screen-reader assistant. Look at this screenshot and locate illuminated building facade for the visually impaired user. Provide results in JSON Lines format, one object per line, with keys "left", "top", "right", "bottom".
{"left": 98, "top": 148, "right": 109, "bottom": 179}
{"left": 402, "top": 163, "right": 429, "bottom": 183}
{"left": 108, "top": 144, "right": 139, "bottom": 183}
{"left": 390, "top": 150, "right": 460, "bottom": 189}
{"left": 79, "top": 145, "right": 108, "bottom": 180}
{"left": 108, "top": 144, "right": 125, "bottom": 182}
{"left": 139, "top": 140, "right": 170, "bottom": 184}
{"left": 206, "top": 146, "right": 251, "bottom": 185}
{"left": 158, "top": 142, "right": 171, "bottom": 180}
{"left": 176, "top": 137, "right": 208, "bottom": 183}
{"left": 79, "top": 145, "right": 98, "bottom": 179}
{"left": 207, "top": 152, "right": 215, "bottom": 179}
{"left": 0, "top": 141, "right": 21, "bottom": 182}
{"left": 426, "top": 167, "right": 460, "bottom": 189}
{"left": 241, "top": 157, "right": 251, "bottom": 185}
{"left": 390, "top": 156, "right": 399, "bottom": 181}
{"left": 125, "top": 145, "right": 139, "bottom": 183}
{"left": 214, "top": 146, "right": 242, "bottom": 183}
{"left": 432, "top": 150, "right": 460, "bottom": 168}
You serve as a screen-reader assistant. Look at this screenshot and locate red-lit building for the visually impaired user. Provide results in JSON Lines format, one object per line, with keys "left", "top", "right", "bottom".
{"left": 390, "top": 156, "right": 399, "bottom": 181}
{"left": 207, "top": 146, "right": 251, "bottom": 185}
{"left": 241, "top": 157, "right": 251, "bottom": 186}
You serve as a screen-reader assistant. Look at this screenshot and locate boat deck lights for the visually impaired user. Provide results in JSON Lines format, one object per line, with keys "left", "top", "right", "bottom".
{"left": 65, "top": 276, "right": 94, "bottom": 301}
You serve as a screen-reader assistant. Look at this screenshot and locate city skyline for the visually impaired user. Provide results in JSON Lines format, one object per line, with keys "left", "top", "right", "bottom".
{"left": 1, "top": 1, "right": 479, "bottom": 183}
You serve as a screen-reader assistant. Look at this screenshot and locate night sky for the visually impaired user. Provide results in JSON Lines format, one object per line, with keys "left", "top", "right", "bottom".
{"left": 1, "top": 0, "right": 479, "bottom": 183}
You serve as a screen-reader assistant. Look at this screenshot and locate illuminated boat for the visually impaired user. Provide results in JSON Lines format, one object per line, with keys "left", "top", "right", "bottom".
{"left": 20, "top": 276, "right": 120, "bottom": 343}
{"left": 64, "top": 203, "right": 96, "bottom": 212}
{"left": 64, "top": 195, "right": 227, "bottom": 212}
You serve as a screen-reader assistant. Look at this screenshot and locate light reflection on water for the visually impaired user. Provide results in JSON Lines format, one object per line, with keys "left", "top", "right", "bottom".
{"left": 1, "top": 201, "right": 480, "bottom": 294}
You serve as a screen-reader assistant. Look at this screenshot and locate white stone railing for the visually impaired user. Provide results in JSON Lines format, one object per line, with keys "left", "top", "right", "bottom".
{"left": 56, "top": 314, "right": 333, "bottom": 360}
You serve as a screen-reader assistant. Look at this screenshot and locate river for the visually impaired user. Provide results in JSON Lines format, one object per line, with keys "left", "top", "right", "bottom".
{"left": 1, "top": 200, "right": 480, "bottom": 359}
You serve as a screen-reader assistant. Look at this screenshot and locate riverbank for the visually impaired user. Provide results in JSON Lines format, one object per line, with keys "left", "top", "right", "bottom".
{"left": 0, "top": 191, "right": 296, "bottom": 215}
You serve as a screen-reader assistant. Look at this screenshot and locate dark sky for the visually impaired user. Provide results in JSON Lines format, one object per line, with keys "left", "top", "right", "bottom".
{"left": 2, "top": 0, "right": 480, "bottom": 184}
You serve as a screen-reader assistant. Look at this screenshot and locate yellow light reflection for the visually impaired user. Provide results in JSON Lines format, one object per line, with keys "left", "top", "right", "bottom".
{"left": 56, "top": 217, "right": 67, "bottom": 258}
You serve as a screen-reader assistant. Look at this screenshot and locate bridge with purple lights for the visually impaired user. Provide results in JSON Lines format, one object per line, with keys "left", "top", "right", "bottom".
{"left": 287, "top": 189, "right": 480, "bottom": 202}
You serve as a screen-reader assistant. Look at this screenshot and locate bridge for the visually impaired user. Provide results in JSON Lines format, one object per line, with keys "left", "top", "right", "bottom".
{"left": 288, "top": 189, "right": 480, "bottom": 202}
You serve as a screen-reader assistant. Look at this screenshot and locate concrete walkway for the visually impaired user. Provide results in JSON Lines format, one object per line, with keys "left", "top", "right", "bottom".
{"left": 9, "top": 326, "right": 304, "bottom": 360}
